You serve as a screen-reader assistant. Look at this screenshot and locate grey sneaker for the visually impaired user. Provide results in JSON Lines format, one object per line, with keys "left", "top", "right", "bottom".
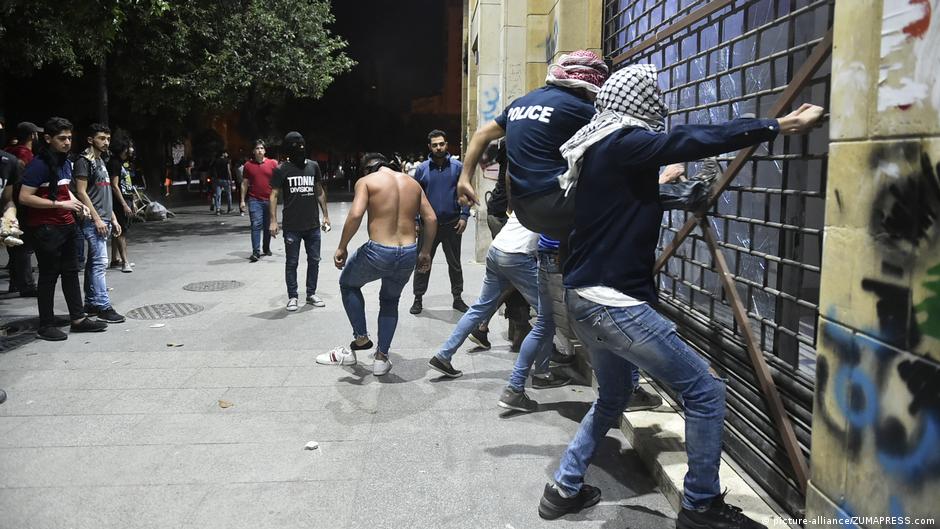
{"left": 306, "top": 295, "right": 326, "bottom": 307}
{"left": 498, "top": 387, "right": 537, "bottom": 412}
{"left": 286, "top": 298, "right": 299, "bottom": 312}
{"left": 627, "top": 385, "right": 664, "bottom": 412}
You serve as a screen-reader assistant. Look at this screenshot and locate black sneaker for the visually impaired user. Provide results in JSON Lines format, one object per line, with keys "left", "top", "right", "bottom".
{"left": 532, "top": 373, "right": 572, "bottom": 389}
{"left": 70, "top": 318, "right": 108, "bottom": 333}
{"left": 549, "top": 346, "right": 575, "bottom": 366}
{"left": 409, "top": 297, "right": 423, "bottom": 315}
{"left": 452, "top": 297, "right": 469, "bottom": 313}
{"left": 627, "top": 385, "right": 664, "bottom": 412}
{"left": 262, "top": 249, "right": 273, "bottom": 256}
{"left": 97, "top": 307, "right": 126, "bottom": 324}
{"left": 0, "top": 388, "right": 6, "bottom": 405}
{"left": 350, "top": 338, "right": 374, "bottom": 351}
{"left": 428, "top": 356, "right": 463, "bottom": 378}
{"left": 497, "top": 387, "right": 537, "bottom": 412}
{"left": 84, "top": 304, "right": 101, "bottom": 316}
{"left": 677, "top": 492, "right": 767, "bottom": 529}
{"left": 36, "top": 326, "right": 68, "bottom": 341}
{"left": 538, "top": 482, "right": 602, "bottom": 520}
{"left": 469, "top": 328, "right": 491, "bottom": 349}
{"left": 249, "top": 252, "right": 260, "bottom": 263}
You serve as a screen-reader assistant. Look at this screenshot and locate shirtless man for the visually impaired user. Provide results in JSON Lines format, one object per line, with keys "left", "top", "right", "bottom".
{"left": 316, "top": 153, "right": 437, "bottom": 376}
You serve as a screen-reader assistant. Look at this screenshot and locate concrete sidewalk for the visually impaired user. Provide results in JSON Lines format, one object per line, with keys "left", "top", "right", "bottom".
{"left": 0, "top": 203, "right": 674, "bottom": 529}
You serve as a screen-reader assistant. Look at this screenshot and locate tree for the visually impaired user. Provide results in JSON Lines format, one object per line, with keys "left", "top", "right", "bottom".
{"left": 0, "top": 0, "right": 354, "bottom": 130}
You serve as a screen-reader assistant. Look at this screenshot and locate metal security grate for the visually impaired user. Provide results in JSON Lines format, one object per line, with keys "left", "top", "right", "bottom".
{"left": 183, "top": 280, "right": 244, "bottom": 292}
{"left": 604, "top": 0, "right": 833, "bottom": 516}
{"left": 126, "top": 303, "right": 205, "bottom": 320}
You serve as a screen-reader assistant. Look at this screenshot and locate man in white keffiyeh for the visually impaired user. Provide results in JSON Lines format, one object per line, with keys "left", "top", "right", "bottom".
{"left": 558, "top": 64, "right": 666, "bottom": 193}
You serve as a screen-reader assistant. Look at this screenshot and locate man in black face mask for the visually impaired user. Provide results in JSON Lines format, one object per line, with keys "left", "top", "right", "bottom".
{"left": 269, "top": 132, "right": 331, "bottom": 312}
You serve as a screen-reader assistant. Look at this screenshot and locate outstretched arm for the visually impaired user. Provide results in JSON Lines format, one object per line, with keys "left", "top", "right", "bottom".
{"left": 457, "top": 120, "right": 505, "bottom": 206}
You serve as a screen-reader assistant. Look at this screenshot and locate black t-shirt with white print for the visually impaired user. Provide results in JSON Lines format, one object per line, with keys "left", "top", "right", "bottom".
{"left": 270, "top": 159, "right": 321, "bottom": 232}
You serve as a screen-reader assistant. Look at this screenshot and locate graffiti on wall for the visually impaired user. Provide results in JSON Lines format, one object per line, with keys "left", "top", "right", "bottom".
{"left": 866, "top": 146, "right": 940, "bottom": 347}
{"left": 544, "top": 17, "right": 559, "bottom": 64}
{"left": 815, "top": 144, "right": 940, "bottom": 523}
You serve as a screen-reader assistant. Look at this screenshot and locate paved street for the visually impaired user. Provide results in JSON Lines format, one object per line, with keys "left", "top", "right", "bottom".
{"left": 0, "top": 202, "right": 674, "bottom": 529}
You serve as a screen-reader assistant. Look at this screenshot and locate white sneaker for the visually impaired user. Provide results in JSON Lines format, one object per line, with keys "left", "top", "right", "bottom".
{"left": 316, "top": 346, "right": 357, "bottom": 366}
{"left": 286, "top": 298, "right": 299, "bottom": 312}
{"left": 373, "top": 355, "right": 392, "bottom": 376}
{"left": 306, "top": 295, "right": 326, "bottom": 307}
{"left": 121, "top": 262, "right": 133, "bottom": 273}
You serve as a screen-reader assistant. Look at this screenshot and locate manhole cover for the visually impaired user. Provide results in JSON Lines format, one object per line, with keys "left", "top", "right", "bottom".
{"left": 183, "top": 280, "right": 244, "bottom": 292}
{"left": 126, "top": 303, "right": 205, "bottom": 320}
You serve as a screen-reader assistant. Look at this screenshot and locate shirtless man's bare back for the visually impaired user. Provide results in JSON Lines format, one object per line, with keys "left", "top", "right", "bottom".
{"left": 317, "top": 153, "right": 438, "bottom": 376}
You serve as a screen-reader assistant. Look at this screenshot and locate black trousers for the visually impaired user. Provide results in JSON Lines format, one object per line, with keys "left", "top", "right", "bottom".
{"left": 7, "top": 243, "right": 36, "bottom": 292}
{"left": 413, "top": 219, "right": 463, "bottom": 298}
{"left": 31, "top": 224, "right": 84, "bottom": 326}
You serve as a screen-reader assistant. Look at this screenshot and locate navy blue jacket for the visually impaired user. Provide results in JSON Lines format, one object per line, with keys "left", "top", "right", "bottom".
{"left": 414, "top": 154, "right": 470, "bottom": 224}
{"left": 564, "top": 118, "right": 781, "bottom": 303}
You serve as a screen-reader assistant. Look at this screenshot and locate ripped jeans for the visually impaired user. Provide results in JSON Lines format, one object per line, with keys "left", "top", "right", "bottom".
{"left": 554, "top": 290, "right": 726, "bottom": 511}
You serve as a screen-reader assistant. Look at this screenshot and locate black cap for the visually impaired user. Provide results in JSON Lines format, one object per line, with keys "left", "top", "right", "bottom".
{"left": 284, "top": 131, "right": 304, "bottom": 144}
{"left": 17, "top": 121, "right": 42, "bottom": 134}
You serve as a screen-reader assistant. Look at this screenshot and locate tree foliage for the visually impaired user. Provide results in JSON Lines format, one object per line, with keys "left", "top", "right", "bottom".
{"left": 0, "top": 0, "right": 354, "bottom": 124}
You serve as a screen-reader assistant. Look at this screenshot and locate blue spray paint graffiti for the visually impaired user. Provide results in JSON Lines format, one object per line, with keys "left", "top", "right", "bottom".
{"left": 480, "top": 86, "right": 501, "bottom": 122}
{"left": 818, "top": 311, "right": 940, "bottom": 492}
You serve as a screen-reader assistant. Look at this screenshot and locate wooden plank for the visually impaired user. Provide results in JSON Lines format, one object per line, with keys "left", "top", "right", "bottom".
{"left": 653, "top": 29, "right": 833, "bottom": 274}
{"left": 699, "top": 219, "right": 809, "bottom": 492}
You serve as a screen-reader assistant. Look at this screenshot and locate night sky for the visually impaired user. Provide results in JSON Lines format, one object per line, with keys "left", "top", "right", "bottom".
{"left": 0, "top": 0, "right": 455, "bottom": 164}
{"left": 281, "top": 0, "right": 455, "bottom": 156}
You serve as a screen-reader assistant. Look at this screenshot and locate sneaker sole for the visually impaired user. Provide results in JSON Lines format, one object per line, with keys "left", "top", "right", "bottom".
{"left": 468, "top": 334, "right": 491, "bottom": 349}
{"left": 532, "top": 379, "right": 572, "bottom": 390}
{"left": 316, "top": 358, "right": 356, "bottom": 366}
{"left": 428, "top": 362, "right": 463, "bottom": 379}
{"left": 36, "top": 333, "right": 67, "bottom": 342}
{"left": 497, "top": 400, "right": 537, "bottom": 413}
{"left": 626, "top": 403, "right": 662, "bottom": 412}
{"left": 373, "top": 366, "right": 391, "bottom": 376}
{"left": 537, "top": 490, "right": 601, "bottom": 520}
{"left": 98, "top": 317, "right": 126, "bottom": 324}
{"left": 286, "top": 307, "right": 298, "bottom": 312}
{"left": 71, "top": 327, "right": 107, "bottom": 333}
{"left": 309, "top": 302, "right": 326, "bottom": 307}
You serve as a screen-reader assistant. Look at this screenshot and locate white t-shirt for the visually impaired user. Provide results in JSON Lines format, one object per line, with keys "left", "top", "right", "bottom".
{"left": 576, "top": 286, "right": 646, "bottom": 307}
{"left": 490, "top": 214, "right": 538, "bottom": 255}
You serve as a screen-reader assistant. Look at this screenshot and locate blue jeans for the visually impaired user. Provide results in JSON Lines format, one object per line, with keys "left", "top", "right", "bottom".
{"left": 339, "top": 241, "right": 417, "bottom": 354}
{"left": 213, "top": 180, "right": 232, "bottom": 211}
{"left": 78, "top": 221, "right": 111, "bottom": 308}
{"left": 284, "top": 228, "right": 321, "bottom": 298}
{"left": 436, "top": 247, "right": 540, "bottom": 361}
{"left": 248, "top": 197, "right": 271, "bottom": 254}
{"left": 557, "top": 290, "right": 726, "bottom": 510}
{"left": 506, "top": 249, "right": 561, "bottom": 388}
